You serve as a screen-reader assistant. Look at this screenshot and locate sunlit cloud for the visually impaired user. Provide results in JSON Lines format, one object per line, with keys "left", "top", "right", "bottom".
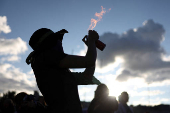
{"left": 148, "top": 80, "right": 170, "bottom": 87}
{"left": 0, "top": 37, "right": 28, "bottom": 55}
{"left": 0, "top": 16, "right": 37, "bottom": 95}
{"left": 0, "top": 63, "right": 38, "bottom": 95}
{"left": 1, "top": 55, "right": 21, "bottom": 62}
{"left": 129, "top": 90, "right": 164, "bottom": 97}
{"left": 0, "top": 63, "right": 36, "bottom": 86}
{"left": 96, "top": 56, "right": 124, "bottom": 73}
{"left": 81, "top": 95, "right": 94, "bottom": 102}
{"left": 102, "top": 71, "right": 169, "bottom": 99}
{"left": 133, "top": 28, "right": 137, "bottom": 32}
{"left": 0, "top": 16, "right": 11, "bottom": 34}
{"left": 161, "top": 54, "right": 170, "bottom": 62}
{"left": 133, "top": 97, "right": 169, "bottom": 106}
{"left": 79, "top": 19, "right": 168, "bottom": 83}
{"left": 78, "top": 87, "right": 92, "bottom": 96}
{"left": 27, "top": 69, "right": 34, "bottom": 75}
{"left": 95, "top": 20, "right": 170, "bottom": 84}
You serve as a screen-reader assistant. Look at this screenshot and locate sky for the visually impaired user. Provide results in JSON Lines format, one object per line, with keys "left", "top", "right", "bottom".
{"left": 0, "top": 0, "right": 170, "bottom": 106}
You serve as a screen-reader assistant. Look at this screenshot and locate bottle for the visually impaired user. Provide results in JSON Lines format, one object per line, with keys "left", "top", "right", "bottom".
{"left": 82, "top": 35, "right": 106, "bottom": 51}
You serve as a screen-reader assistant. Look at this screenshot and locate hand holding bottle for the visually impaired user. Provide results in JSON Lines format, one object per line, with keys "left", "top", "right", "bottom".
{"left": 82, "top": 30, "right": 106, "bottom": 51}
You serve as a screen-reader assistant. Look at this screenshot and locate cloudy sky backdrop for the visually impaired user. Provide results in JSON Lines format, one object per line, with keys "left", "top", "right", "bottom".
{"left": 1, "top": 0, "right": 170, "bottom": 106}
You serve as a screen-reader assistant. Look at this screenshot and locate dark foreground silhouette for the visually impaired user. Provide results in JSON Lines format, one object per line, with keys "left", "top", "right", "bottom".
{"left": 26, "top": 28, "right": 101, "bottom": 113}
{"left": 0, "top": 91, "right": 170, "bottom": 113}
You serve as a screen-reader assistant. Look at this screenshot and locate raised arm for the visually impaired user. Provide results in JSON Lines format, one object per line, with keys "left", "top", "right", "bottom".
{"left": 59, "top": 30, "right": 98, "bottom": 68}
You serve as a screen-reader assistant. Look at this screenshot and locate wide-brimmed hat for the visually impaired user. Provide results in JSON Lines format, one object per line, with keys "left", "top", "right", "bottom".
{"left": 29, "top": 28, "right": 68, "bottom": 50}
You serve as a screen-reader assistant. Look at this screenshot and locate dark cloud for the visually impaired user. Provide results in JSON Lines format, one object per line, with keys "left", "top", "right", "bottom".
{"left": 116, "top": 69, "right": 133, "bottom": 81}
{"left": 97, "top": 19, "right": 170, "bottom": 82}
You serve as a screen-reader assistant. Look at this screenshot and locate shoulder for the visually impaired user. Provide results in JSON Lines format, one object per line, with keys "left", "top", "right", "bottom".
{"left": 34, "top": 49, "right": 68, "bottom": 65}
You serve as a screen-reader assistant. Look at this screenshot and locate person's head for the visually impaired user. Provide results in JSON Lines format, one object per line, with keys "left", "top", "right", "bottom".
{"left": 29, "top": 28, "right": 68, "bottom": 51}
{"left": 95, "top": 84, "right": 109, "bottom": 98}
{"left": 15, "top": 92, "right": 28, "bottom": 107}
{"left": 15, "top": 93, "right": 37, "bottom": 113}
{"left": 1, "top": 98, "right": 15, "bottom": 113}
{"left": 119, "top": 91, "right": 129, "bottom": 104}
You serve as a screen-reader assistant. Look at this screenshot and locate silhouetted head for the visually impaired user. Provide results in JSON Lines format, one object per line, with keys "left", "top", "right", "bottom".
{"left": 29, "top": 28, "right": 68, "bottom": 50}
{"left": 95, "top": 84, "right": 109, "bottom": 98}
{"left": 15, "top": 92, "right": 38, "bottom": 113}
{"left": 1, "top": 98, "right": 15, "bottom": 113}
{"left": 119, "top": 91, "right": 129, "bottom": 104}
{"left": 15, "top": 92, "right": 28, "bottom": 106}
{"left": 14, "top": 92, "right": 28, "bottom": 111}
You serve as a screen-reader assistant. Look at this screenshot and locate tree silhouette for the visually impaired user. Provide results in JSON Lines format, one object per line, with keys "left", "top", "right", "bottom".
{"left": 1, "top": 91, "right": 16, "bottom": 102}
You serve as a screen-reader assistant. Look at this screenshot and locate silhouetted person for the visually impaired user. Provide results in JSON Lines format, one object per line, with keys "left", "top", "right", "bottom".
{"left": 14, "top": 92, "right": 28, "bottom": 113}
{"left": 26, "top": 28, "right": 100, "bottom": 113}
{"left": 88, "top": 84, "right": 118, "bottom": 113}
{"left": 15, "top": 92, "right": 47, "bottom": 113}
{"left": 1, "top": 98, "right": 15, "bottom": 113}
{"left": 115, "top": 92, "right": 133, "bottom": 113}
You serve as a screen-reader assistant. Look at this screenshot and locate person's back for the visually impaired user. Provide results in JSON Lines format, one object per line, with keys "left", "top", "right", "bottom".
{"left": 14, "top": 92, "right": 28, "bottom": 113}
{"left": 88, "top": 84, "right": 118, "bottom": 113}
{"left": 31, "top": 49, "right": 82, "bottom": 113}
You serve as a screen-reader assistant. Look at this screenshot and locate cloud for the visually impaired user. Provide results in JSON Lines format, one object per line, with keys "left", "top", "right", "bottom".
{"left": 0, "top": 16, "right": 38, "bottom": 95}
{"left": 0, "top": 63, "right": 38, "bottom": 94}
{"left": 96, "top": 57, "right": 124, "bottom": 73}
{"left": 78, "top": 87, "right": 92, "bottom": 96}
{"left": 0, "top": 16, "right": 11, "bottom": 34}
{"left": 0, "top": 37, "right": 28, "bottom": 55}
{"left": 129, "top": 90, "right": 164, "bottom": 97}
{"left": 27, "top": 69, "right": 34, "bottom": 75}
{"left": 78, "top": 86, "right": 96, "bottom": 101}
{"left": 96, "top": 19, "right": 170, "bottom": 83}
{"left": 132, "top": 97, "right": 169, "bottom": 106}
{"left": 0, "top": 16, "right": 27, "bottom": 59}
{"left": 0, "top": 37, "right": 28, "bottom": 63}
{"left": 1, "top": 55, "right": 21, "bottom": 62}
